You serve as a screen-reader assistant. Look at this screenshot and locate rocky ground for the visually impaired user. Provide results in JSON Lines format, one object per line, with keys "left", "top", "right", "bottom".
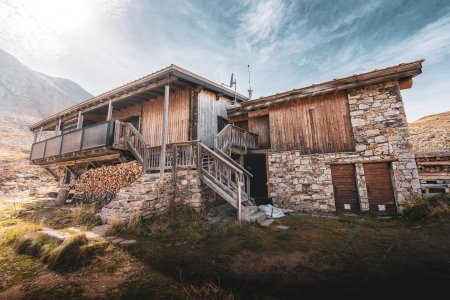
{"left": 409, "top": 111, "right": 450, "bottom": 153}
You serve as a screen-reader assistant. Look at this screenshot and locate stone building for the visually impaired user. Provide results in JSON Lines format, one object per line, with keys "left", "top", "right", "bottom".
{"left": 29, "top": 61, "right": 424, "bottom": 220}
{"left": 228, "top": 60, "right": 424, "bottom": 215}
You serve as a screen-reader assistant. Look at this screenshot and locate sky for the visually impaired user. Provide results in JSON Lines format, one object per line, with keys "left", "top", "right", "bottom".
{"left": 0, "top": 0, "right": 449, "bottom": 121}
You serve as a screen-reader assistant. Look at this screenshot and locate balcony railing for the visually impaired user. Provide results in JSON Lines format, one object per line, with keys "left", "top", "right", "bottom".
{"left": 30, "top": 121, "right": 115, "bottom": 161}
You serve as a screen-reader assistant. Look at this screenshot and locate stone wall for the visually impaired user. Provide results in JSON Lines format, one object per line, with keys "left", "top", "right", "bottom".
{"left": 268, "top": 80, "right": 421, "bottom": 213}
{"left": 174, "top": 169, "right": 216, "bottom": 211}
{"left": 99, "top": 169, "right": 215, "bottom": 224}
{"left": 100, "top": 173, "right": 174, "bottom": 223}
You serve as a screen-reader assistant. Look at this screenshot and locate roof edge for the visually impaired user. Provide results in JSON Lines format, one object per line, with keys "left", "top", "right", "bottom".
{"left": 229, "top": 59, "right": 424, "bottom": 115}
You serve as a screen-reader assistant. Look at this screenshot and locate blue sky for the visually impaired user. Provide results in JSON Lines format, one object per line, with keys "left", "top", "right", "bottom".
{"left": 1, "top": 0, "right": 449, "bottom": 121}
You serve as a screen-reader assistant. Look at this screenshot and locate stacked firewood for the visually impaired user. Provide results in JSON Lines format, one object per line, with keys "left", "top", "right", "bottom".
{"left": 417, "top": 164, "right": 449, "bottom": 173}
{"left": 75, "top": 162, "right": 142, "bottom": 206}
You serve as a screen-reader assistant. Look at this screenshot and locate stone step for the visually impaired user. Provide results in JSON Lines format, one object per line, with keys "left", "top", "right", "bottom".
{"left": 247, "top": 211, "right": 266, "bottom": 223}
{"left": 258, "top": 218, "right": 274, "bottom": 227}
{"left": 242, "top": 205, "right": 258, "bottom": 216}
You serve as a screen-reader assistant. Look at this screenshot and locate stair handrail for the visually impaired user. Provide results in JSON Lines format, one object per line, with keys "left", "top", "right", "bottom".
{"left": 197, "top": 141, "right": 247, "bottom": 219}
{"left": 216, "top": 124, "right": 258, "bottom": 152}
{"left": 115, "top": 121, "right": 149, "bottom": 170}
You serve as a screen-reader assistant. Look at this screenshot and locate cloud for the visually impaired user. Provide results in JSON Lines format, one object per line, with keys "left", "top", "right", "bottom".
{"left": 0, "top": 0, "right": 448, "bottom": 121}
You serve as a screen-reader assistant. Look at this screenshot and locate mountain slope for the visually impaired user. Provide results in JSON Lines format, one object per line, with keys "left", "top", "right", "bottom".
{"left": 0, "top": 48, "right": 92, "bottom": 123}
{"left": 409, "top": 111, "right": 450, "bottom": 153}
{"left": 0, "top": 49, "right": 92, "bottom": 150}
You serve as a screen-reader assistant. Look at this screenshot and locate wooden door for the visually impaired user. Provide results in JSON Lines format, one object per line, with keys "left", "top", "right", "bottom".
{"left": 249, "top": 115, "right": 271, "bottom": 149}
{"left": 364, "top": 163, "right": 397, "bottom": 215}
{"left": 331, "top": 164, "right": 360, "bottom": 213}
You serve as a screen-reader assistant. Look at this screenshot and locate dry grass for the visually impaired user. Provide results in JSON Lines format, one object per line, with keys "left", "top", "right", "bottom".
{"left": 71, "top": 204, "right": 101, "bottom": 228}
{"left": 403, "top": 194, "right": 450, "bottom": 222}
{"left": 106, "top": 216, "right": 124, "bottom": 236}
{"left": 184, "top": 281, "right": 234, "bottom": 300}
{"left": 45, "top": 233, "right": 88, "bottom": 271}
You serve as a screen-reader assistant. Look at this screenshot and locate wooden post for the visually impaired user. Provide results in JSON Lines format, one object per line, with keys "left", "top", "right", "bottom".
{"left": 33, "top": 131, "right": 38, "bottom": 143}
{"left": 77, "top": 111, "right": 83, "bottom": 129}
{"left": 54, "top": 118, "right": 62, "bottom": 136}
{"left": 107, "top": 99, "right": 113, "bottom": 121}
{"left": 237, "top": 172, "right": 242, "bottom": 222}
{"left": 37, "top": 127, "right": 43, "bottom": 142}
{"left": 160, "top": 83, "right": 170, "bottom": 177}
{"left": 172, "top": 144, "right": 178, "bottom": 196}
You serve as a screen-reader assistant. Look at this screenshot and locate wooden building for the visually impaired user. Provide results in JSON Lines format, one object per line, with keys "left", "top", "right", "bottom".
{"left": 29, "top": 61, "right": 425, "bottom": 217}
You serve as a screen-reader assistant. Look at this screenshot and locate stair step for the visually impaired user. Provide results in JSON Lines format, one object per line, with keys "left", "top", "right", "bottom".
{"left": 258, "top": 218, "right": 274, "bottom": 227}
{"left": 242, "top": 205, "right": 258, "bottom": 216}
{"left": 247, "top": 211, "right": 266, "bottom": 223}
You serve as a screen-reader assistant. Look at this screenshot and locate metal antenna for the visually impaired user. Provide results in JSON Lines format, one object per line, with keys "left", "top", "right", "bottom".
{"left": 230, "top": 73, "right": 237, "bottom": 105}
{"left": 247, "top": 64, "right": 253, "bottom": 101}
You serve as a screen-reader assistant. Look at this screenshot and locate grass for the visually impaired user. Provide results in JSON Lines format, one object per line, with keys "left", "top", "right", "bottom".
{"left": 402, "top": 194, "right": 450, "bottom": 222}
{"left": 1, "top": 200, "right": 450, "bottom": 298}
{"left": 71, "top": 204, "right": 102, "bottom": 228}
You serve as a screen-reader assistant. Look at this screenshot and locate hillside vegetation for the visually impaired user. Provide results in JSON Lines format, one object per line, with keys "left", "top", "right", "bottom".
{"left": 409, "top": 111, "right": 450, "bottom": 153}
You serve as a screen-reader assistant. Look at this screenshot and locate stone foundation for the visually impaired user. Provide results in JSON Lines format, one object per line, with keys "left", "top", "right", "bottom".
{"left": 99, "top": 170, "right": 216, "bottom": 223}
{"left": 268, "top": 81, "right": 421, "bottom": 213}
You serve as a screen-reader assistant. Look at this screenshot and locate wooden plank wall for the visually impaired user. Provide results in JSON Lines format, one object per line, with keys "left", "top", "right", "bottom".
{"left": 113, "top": 104, "right": 142, "bottom": 130}
{"left": 142, "top": 87, "right": 190, "bottom": 146}
{"left": 249, "top": 115, "right": 270, "bottom": 148}
{"left": 197, "top": 90, "right": 230, "bottom": 147}
{"left": 269, "top": 91, "right": 354, "bottom": 153}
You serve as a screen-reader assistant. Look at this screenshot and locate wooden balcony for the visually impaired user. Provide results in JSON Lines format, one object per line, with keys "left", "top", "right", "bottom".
{"left": 30, "top": 121, "right": 116, "bottom": 165}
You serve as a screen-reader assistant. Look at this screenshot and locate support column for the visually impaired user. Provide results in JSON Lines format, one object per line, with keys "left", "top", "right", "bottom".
{"left": 76, "top": 111, "right": 83, "bottom": 129}
{"left": 160, "top": 83, "right": 170, "bottom": 176}
{"left": 107, "top": 99, "right": 113, "bottom": 121}
{"left": 54, "top": 118, "right": 62, "bottom": 136}
{"left": 37, "top": 127, "right": 43, "bottom": 142}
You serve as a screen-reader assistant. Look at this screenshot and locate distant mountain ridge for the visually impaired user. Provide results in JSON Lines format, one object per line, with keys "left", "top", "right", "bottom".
{"left": 0, "top": 48, "right": 92, "bottom": 123}
{"left": 0, "top": 48, "right": 92, "bottom": 149}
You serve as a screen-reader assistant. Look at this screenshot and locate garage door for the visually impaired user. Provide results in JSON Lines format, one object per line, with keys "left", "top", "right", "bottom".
{"left": 364, "top": 162, "right": 397, "bottom": 215}
{"left": 331, "top": 164, "right": 360, "bottom": 213}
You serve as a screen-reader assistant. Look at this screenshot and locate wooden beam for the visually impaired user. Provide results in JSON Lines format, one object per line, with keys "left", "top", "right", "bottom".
{"left": 31, "top": 77, "right": 178, "bottom": 131}
{"left": 417, "top": 161, "right": 450, "bottom": 166}
{"left": 34, "top": 152, "right": 122, "bottom": 167}
{"left": 160, "top": 83, "right": 170, "bottom": 176}
{"left": 248, "top": 108, "right": 269, "bottom": 118}
{"left": 399, "top": 77, "right": 413, "bottom": 90}
{"left": 66, "top": 166, "right": 80, "bottom": 179}
{"left": 43, "top": 167, "right": 60, "bottom": 181}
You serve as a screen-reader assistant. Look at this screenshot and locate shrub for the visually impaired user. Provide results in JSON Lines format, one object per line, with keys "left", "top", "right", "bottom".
{"left": 402, "top": 194, "right": 450, "bottom": 222}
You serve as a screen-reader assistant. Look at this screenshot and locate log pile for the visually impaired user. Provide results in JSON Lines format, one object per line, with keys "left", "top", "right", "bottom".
{"left": 75, "top": 162, "right": 142, "bottom": 206}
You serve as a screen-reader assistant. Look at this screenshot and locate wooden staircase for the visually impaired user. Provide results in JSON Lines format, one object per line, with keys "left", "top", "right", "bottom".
{"left": 113, "top": 121, "right": 260, "bottom": 220}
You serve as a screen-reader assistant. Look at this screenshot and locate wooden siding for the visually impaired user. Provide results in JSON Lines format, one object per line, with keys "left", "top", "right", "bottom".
{"left": 249, "top": 115, "right": 270, "bottom": 149}
{"left": 142, "top": 87, "right": 190, "bottom": 147}
{"left": 197, "top": 90, "right": 230, "bottom": 147}
{"left": 113, "top": 104, "right": 142, "bottom": 131}
{"left": 269, "top": 91, "right": 354, "bottom": 153}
